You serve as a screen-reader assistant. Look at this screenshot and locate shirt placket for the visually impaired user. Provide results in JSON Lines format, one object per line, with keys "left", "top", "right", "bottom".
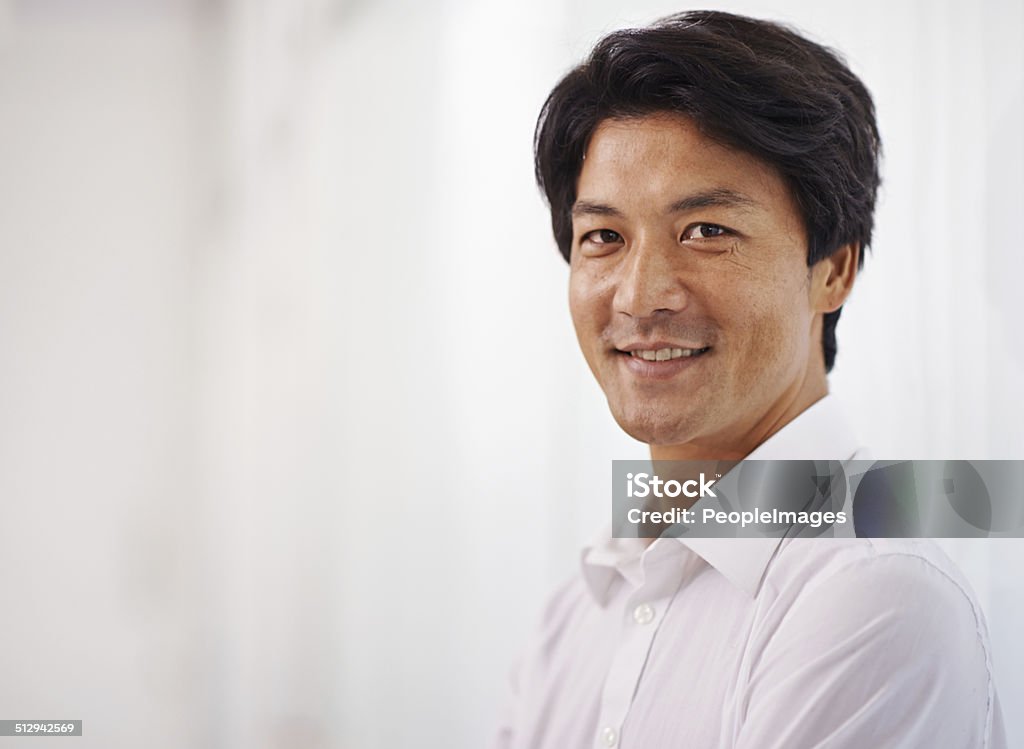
{"left": 591, "top": 548, "right": 690, "bottom": 749}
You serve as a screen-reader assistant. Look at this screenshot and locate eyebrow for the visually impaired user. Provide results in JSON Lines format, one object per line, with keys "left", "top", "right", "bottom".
{"left": 571, "top": 188, "right": 758, "bottom": 218}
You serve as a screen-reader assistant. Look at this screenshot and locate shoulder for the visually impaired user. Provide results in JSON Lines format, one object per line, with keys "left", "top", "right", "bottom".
{"left": 748, "top": 538, "right": 998, "bottom": 746}
{"left": 766, "top": 538, "right": 985, "bottom": 625}
{"left": 762, "top": 538, "right": 991, "bottom": 655}
{"left": 523, "top": 569, "right": 595, "bottom": 656}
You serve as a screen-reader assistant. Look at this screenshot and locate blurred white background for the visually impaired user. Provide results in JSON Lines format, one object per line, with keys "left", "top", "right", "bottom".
{"left": 0, "top": 0, "right": 1021, "bottom": 746}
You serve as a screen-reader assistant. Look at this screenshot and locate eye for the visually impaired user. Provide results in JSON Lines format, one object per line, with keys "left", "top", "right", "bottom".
{"left": 582, "top": 229, "right": 624, "bottom": 245}
{"left": 681, "top": 223, "right": 730, "bottom": 241}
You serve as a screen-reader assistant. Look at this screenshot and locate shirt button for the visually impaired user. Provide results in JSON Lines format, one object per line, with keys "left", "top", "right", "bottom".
{"left": 600, "top": 725, "right": 618, "bottom": 746}
{"left": 633, "top": 602, "right": 655, "bottom": 625}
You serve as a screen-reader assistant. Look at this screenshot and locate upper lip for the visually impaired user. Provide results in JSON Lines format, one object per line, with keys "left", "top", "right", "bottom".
{"left": 616, "top": 342, "right": 710, "bottom": 352}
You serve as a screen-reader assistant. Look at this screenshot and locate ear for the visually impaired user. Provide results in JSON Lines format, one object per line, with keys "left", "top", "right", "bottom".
{"left": 811, "top": 243, "right": 859, "bottom": 313}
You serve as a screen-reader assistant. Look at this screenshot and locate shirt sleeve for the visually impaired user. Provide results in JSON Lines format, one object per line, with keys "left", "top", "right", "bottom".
{"left": 486, "top": 571, "right": 585, "bottom": 749}
{"left": 488, "top": 652, "right": 523, "bottom": 749}
{"left": 734, "top": 552, "right": 1004, "bottom": 749}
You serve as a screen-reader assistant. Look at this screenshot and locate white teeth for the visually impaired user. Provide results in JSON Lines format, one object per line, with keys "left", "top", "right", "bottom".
{"left": 631, "top": 347, "right": 706, "bottom": 361}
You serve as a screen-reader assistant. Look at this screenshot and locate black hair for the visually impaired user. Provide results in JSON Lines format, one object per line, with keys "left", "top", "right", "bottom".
{"left": 534, "top": 10, "right": 881, "bottom": 372}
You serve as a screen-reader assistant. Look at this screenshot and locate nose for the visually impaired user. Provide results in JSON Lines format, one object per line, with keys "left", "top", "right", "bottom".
{"left": 612, "top": 235, "right": 689, "bottom": 318}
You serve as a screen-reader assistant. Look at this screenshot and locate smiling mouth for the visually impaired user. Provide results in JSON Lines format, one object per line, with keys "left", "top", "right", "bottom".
{"left": 620, "top": 346, "right": 712, "bottom": 361}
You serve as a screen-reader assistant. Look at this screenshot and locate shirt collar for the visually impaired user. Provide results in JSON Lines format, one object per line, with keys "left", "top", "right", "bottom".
{"left": 581, "top": 394, "right": 867, "bottom": 604}
{"left": 743, "top": 393, "right": 867, "bottom": 462}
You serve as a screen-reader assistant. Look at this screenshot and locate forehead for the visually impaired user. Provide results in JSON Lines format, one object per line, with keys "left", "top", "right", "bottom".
{"left": 577, "top": 114, "right": 796, "bottom": 215}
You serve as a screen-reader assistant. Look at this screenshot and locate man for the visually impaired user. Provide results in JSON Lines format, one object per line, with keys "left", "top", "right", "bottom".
{"left": 491, "top": 11, "right": 1005, "bottom": 749}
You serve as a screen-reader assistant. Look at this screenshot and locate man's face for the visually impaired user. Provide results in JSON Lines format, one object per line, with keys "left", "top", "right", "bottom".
{"left": 569, "top": 114, "right": 830, "bottom": 455}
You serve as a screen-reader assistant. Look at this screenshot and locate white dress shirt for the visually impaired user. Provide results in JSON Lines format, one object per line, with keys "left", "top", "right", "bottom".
{"left": 491, "top": 395, "right": 1006, "bottom": 748}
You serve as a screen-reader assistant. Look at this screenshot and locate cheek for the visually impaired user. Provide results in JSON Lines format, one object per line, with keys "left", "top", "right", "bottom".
{"left": 727, "top": 284, "right": 809, "bottom": 363}
{"left": 748, "top": 291, "right": 815, "bottom": 366}
{"left": 567, "top": 277, "right": 588, "bottom": 337}
{"left": 568, "top": 269, "right": 607, "bottom": 340}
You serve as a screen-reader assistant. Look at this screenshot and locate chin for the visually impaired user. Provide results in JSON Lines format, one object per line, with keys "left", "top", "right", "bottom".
{"left": 609, "top": 402, "right": 699, "bottom": 446}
